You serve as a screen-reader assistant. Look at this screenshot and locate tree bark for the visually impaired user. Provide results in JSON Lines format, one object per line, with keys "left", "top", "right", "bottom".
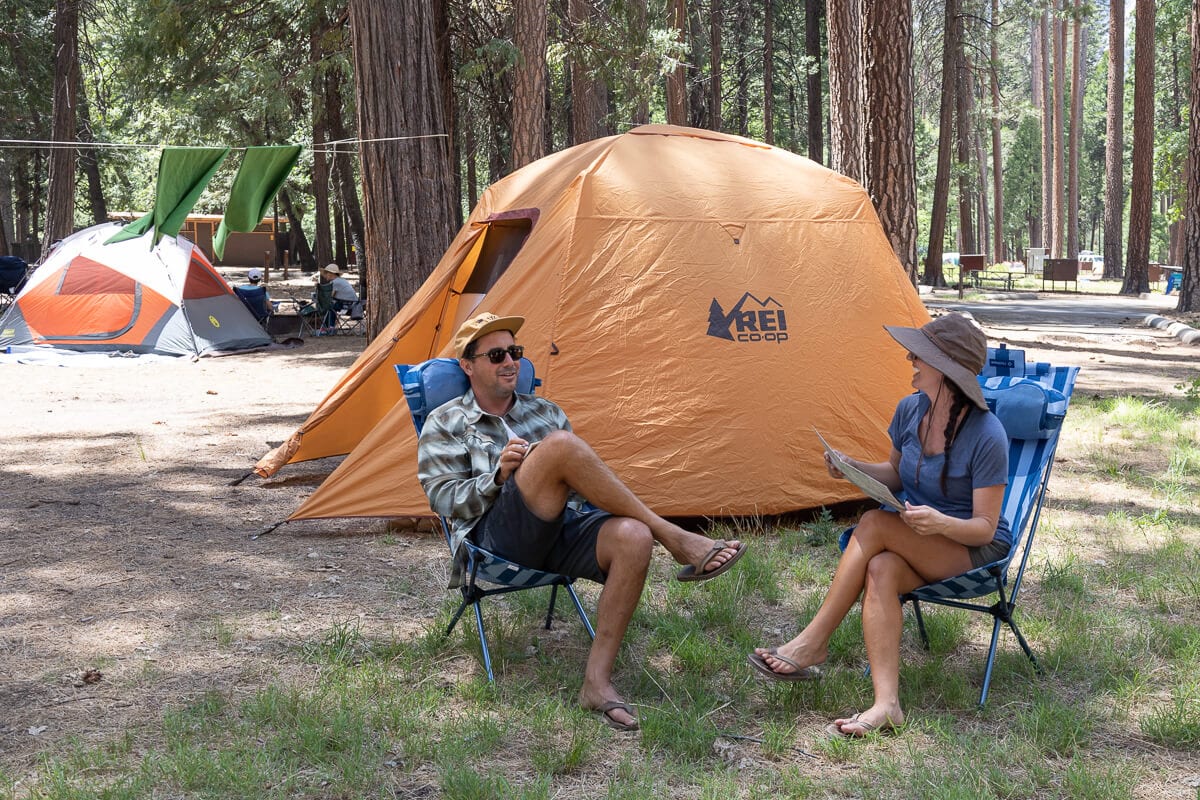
{"left": 1066, "top": 0, "right": 1083, "bottom": 258}
{"left": 512, "top": 0, "right": 547, "bottom": 169}
{"left": 1177, "top": 0, "right": 1200, "bottom": 311}
{"left": 569, "top": 0, "right": 607, "bottom": 142}
{"left": 348, "top": 0, "right": 457, "bottom": 335}
{"left": 666, "top": 0, "right": 689, "bottom": 126}
{"left": 764, "top": 0, "right": 775, "bottom": 145}
{"left": 990, "top": 0, "right": 1003, "bottom": 261}
{"left": 1040, "top": 12, "right": 1054, "bottom": 253}
{"left": 1122, "top": 0, "right": 1155, "bottom": 295}
{"left": 1052, "top": 6, "right": 1065, "bottom": 258}
{"left": 1103, "top": 0, "right": 1125, "bottom": 279}
{"left": 710, "top": 0, "right": 722, "bottom": 130}
{"left": 734, "top": 0, "right": 750, "bottom": 136}
{"left": 956, "top": 41, "right": 976, "bottom": 256}
{"left": 42, "top": 0, "right": 80, "bottom": 257}
{"left": 862, "top": 0, "right": 918, "bottom": 279}
{"left": 310, "top": 18, "right": 334, "bottom": 269}
{"left": 827, "top": 0, "right": 863, "bottom": 182}
{"left": 76, "top": 81, "right": 107, "bottom": 226}
{"left": 804, "top": 0, "right": 822, "bottom": 161}
{"left": 924, "top": 0, "right": 959, "bottom": 286}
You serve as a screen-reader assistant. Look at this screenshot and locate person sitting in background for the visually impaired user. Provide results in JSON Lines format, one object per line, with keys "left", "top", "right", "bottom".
{"left": 234, "top": 268, "right": 272, "bottom": 324}
{"left": 318, "top": 263, "right": 359, "bottom": 330}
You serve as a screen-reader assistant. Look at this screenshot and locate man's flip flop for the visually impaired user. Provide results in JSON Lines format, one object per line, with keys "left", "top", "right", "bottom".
{"left": 676, "top": 539, "right": 747, "bottom": 582}
{"left": 590, "top": 700, "right": 639, "bottom": 732}
{"left": 747, "top": 648, "right": 822, "bottom": 682}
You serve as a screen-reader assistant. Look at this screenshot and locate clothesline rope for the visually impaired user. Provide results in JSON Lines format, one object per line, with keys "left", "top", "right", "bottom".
{"left": 0, "top": 133, "right": 448, "bottom": 152}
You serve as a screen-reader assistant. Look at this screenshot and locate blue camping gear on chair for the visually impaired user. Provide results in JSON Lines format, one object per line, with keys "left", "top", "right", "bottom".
{"left": 233, "top": 284, "right": 271, "bottom": 325}
{"left": 839, "top": 346, "right": 1079, "bottom": 706}
{"left": 396, "top": 357, "right": 595, "bottom": 682}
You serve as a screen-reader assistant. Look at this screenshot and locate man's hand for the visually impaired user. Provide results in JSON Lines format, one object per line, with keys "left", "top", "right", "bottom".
{"left": 496, "top": 437, "right": 531, "bottom": 484}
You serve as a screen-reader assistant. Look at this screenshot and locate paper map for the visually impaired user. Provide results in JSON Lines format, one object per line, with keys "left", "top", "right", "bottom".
{"left": 813, "top": 428, "right": 904, "bottom": 509}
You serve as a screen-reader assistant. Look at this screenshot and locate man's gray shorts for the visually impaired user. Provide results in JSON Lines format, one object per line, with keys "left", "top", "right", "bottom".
{"left": 469, "top": 478, "right": 611, "bottom": 583}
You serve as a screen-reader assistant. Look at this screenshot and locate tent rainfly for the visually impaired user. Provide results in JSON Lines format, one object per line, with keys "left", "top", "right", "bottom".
{"left": 256, "top": 124, "right": 931, "bottom": 520}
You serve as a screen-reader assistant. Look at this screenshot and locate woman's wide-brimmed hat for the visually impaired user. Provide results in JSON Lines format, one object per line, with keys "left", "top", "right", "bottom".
{"left": 884, "top": 312, "right": 988, "bottom": 409}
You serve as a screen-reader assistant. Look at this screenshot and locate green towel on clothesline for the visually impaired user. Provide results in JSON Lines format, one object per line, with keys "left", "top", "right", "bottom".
{"left": 214, "top": 145, "right": 302, "bottom": 260}
{"left": 106, "top": 146, "right": 230, "bottom": 246}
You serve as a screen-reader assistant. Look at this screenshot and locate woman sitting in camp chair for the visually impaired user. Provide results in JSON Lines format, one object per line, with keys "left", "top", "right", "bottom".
{"left": 749, "top": 313, "right": 1010, "bottom": 738}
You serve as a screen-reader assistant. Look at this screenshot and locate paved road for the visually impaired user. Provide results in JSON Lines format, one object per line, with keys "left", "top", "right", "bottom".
{"left": 922, "top": 291, "right": 1196, "bottom": 397}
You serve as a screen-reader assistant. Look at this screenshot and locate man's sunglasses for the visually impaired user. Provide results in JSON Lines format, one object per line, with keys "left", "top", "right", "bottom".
{"left": 468, "top": 344, "right": 524, "bottom": 364}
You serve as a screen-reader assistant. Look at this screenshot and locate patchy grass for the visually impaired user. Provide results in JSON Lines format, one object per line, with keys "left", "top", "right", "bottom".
{"left": 4, "top": 396, "right": 1198, "bottom": 800}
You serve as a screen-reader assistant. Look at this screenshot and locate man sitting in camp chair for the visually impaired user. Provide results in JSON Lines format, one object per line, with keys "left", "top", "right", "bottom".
{"left": 417, "top": 312, "right": 748, "bottom": 732}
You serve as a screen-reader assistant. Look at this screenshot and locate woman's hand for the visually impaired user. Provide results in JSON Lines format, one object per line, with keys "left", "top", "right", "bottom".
{"left": 823, "top": 450, "right": 847, "bottom": 479}
{"left": 899, "top": 501, "right": 949, "bottom": 536}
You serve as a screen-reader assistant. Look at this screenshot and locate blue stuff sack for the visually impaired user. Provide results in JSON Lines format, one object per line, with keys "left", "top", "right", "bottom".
{"left": 979, "top": 376, "right": 1067, "bottom": 440}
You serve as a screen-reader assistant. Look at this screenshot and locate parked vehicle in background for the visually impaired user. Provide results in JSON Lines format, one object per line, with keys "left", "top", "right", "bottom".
{"left": 1078, "top": 251, "right": 1105, "bottom": 277}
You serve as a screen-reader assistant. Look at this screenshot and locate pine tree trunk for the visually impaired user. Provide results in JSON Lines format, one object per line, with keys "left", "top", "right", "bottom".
{"left": 348, "top": 0, "right": 457, "bottom": 334}
{"left": 764, "top": 0, "right": 775, "bottom": 145}
{"left": 512, "top": 0, "right": 547, "bottom": 169}
{"left": 569, "top": 0, "right": 607, "bottom": 142}
{"left": 734, "top": 0, "right": 750, "bottom": 136}
{"left": 862, "top": 0, "right": 917, "bottom": 278}
{"left": 804, "top": 0, "right": 821, "bottom": 161}
{"left": 76, "top": 84, "right": 107, "bottom": 225}
{"left": 1040, "top": 12, "right": 1054, "bottom": 253}
{"left": 310, "top": 19, "right": 335, "bottom": 269}
{"left": 1178, "top": 0, "right": 1200, "bottom": 310}
{"left": 1066, "top": 0, "right": 1083, "bottom": 259}
{"left": 956, "top": 44, "right": 976, "bottom": 256}
{"left": 990, "top": 0, "right": 1003, "bottom": 261}
{"left": 827, "top": 0, "right": 862, "bottom": 182}
{"left": 1123, "top": 0, "right": 1155, "bottom": 295}
{"left": 925, "top": 0, "right": 958, "bottom": 286}
{"left": 710, "top": 0, "right": 722, "bottom": 130}
{"left": 42, "top": 0, "right": 80, "bottom": 257}
{"left": 1052, "top": 7, "right": 1066, "bottom": 258}
{"left": 1103, "top": 0, "right": 1125, "bottom": 279}
{"left": 666, "top": 0, "right": 689, "bottom": 126}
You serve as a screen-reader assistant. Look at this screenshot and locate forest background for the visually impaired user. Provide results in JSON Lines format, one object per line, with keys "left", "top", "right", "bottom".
{"left": 4, "top": 0, "right": 1200, "bottom": 335}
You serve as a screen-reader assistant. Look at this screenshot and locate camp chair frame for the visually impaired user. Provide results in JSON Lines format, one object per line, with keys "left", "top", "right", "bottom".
{"left": 333, "top": 299, "right": 365, "bottom": 335}
{"left": 298, "top": 281, "right": 335, "bottom": 337}
{"left": 396, "top": 357, "right": 595, "bottom": 682}
{"left": 840, "top": 346, "right": 1078, "bottom": 707}
{"left": 233, "top": 284, "right": 272, "bottom": 325}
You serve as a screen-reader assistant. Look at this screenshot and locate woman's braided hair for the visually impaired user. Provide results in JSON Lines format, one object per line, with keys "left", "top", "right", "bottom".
{"left": 940, "top": 378, "right": 974, "bottom": 494}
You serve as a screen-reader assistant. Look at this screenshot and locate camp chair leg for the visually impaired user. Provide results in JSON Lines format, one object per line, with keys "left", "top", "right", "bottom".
{"left": 911, "top": 599, "right": 932, "bottom": 651}
{"left": 445, "top": 595, "right": 472, "bottom": 638}
{"left": 472, "top": 600, "right": 496, "bottom": 683}
{"left": 545, "top": 584, "right": 560, "bottom": 630}
{"left": 566, "top": 584, "right": 596, "bottom": 640}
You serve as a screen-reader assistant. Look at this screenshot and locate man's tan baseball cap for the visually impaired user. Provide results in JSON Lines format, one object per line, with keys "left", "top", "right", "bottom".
{"left": 451, "top": 312, "right": 525, "bottom": 358}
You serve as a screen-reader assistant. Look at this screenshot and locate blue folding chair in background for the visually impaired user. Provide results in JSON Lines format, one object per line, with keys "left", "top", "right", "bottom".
{"left": 233, "top": 285, "right": 272, "bottom": 325}
{"left": 841, "top": 345, "right": 1079, "bottom": 706}
{"left": 396, "top": 357, "right": 595, "bottom": 682}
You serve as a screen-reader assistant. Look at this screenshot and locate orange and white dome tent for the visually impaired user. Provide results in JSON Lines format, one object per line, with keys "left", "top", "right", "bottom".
{"left": 0, "top": 222, "right": 270, "bottom": 357}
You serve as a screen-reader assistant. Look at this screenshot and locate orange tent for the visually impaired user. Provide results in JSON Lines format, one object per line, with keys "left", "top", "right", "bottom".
{"left": 0, "top": 223, "right": 270, "bottom": 357}
{"left": 257, "top": 125, "right": 929, "bottom": 520}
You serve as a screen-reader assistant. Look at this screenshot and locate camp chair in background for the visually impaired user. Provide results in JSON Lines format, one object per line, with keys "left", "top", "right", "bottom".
{"left": 0, "top": 255, "right": 28, "bottom": 311}
{"left": 334, "top": 299, "right": 365, "bottom": 335}
{"left": 395, "top": 357, "right": 596, "bottom": 682}
{"left": 233, "top": 285, "right": 272, "bottom": 325}
{"left": 298, "top": 281, "right": 335, "bottom": 337}
{"left": 840, "top": 346, "right": 1079, "bottom": 706}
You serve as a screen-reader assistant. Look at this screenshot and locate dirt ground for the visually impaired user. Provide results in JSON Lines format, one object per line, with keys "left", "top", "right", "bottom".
{"left": 1, "top": 296, "right": 1197, "bottom": 784}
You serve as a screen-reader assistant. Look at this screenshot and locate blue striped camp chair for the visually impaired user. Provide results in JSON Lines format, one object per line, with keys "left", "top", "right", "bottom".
{"left": 840, "top": 346, "right": 1079, "bottom": 706}
{"left": 395, "top": 357, "right": 595, "bottom": 682}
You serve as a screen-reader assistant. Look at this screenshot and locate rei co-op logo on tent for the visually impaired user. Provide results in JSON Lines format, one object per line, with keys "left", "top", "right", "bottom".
{"left": 707, "top": 292, "right": 788, "bottom": 343}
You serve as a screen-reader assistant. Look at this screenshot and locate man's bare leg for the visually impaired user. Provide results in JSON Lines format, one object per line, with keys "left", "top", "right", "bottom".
{"left": 516, "top": 430, "right": 742, "bottom": 574}
{"left": 577, "top": 517, "right": 653, "bottom": 729}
